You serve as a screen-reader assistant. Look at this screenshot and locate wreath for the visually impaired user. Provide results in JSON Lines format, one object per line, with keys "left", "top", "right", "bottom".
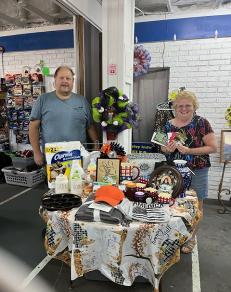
{"left": 92, "top": 86, "right": 140, "bottom": 136}
{"left": 133, "top": 44, "right": 151, "bottom": 78}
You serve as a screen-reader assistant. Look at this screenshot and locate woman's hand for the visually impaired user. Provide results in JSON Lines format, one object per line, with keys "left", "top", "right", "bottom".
{"left": 163, "top": 141, "right": 177, "bottom": 153}
{"left": 176, "top": 143, "right": 190, "bottom": 154}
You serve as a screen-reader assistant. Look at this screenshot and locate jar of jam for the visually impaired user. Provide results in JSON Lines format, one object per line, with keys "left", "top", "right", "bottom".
{"left": 134, "top": 191, "right": 145, "bottom": 202}
{"left": 124, "top": 182, "right": 136, "bottom": 201}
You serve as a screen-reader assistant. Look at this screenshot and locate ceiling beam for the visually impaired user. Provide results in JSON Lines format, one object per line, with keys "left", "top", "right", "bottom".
{"left": 166, "top": 0, "right": 172, "bottom": 12}
{"left": 52, "top": 0, "right": 78, "bottom": 16}
{"left": 135, "top": 6, "right": 145, "bottom": 16}
{"left": 19, "top": 1, "right": 56, "bottom": 23}
{"left": 0, "top": 12, "right": 26, "bottom": 27}
{"left": 18, "top": 7, "right": 29, "bottom": 22}
{"left": 50, "top": 2, "right": 61, "bottom": 16}
{"left": 214, "top": 0, "right": 223, "bottom": 8}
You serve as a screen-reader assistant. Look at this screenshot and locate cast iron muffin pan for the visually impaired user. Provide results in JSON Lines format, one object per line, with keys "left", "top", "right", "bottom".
{"left": 42, "top": 193, "right": 82, "bottom": 211}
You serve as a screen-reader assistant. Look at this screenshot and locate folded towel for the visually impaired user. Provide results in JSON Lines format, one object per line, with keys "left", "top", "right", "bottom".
{"left": 117, "top": 198, "right": 171, "bottom": 223}
{"left": 75, "top": 194, "right": 126, "bottom": 224}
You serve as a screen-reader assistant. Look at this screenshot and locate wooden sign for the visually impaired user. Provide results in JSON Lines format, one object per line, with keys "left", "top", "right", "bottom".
{"left": 96, "top": 158, "right": 120, "bottom": 185}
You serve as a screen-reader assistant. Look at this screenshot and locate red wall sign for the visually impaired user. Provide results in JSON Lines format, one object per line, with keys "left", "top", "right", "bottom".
{"left": 108, "top": 64, "right": 117, "bottom": 75}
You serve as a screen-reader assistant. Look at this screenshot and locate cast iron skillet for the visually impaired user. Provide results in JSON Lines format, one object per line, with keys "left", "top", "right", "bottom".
{"left": 147, "top": 165, "right": 184, "bottom": 198}
{"left": 42, "top": 193, "right": 82, "bottom": 211}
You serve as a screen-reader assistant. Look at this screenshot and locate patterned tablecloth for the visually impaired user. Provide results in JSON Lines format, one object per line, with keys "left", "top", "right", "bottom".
{"left": 40, "top": 195, "right": 201, "bottom": 291}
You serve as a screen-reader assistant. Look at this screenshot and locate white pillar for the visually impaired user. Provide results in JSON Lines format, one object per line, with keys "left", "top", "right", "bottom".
{"left": 102, "top": 0, "right": 135, "bottom": 154}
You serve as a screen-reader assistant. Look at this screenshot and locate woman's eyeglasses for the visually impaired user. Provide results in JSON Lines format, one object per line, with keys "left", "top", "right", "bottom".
{"left": 176, "top": 104, "right": 193, "bottom": 109}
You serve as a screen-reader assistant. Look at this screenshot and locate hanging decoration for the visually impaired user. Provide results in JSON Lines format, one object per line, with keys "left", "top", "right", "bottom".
{"left": 22, "top": 66, "right": 31, "bottom": 77}
{"left": 100, "top": 142, "right": 127, "bottom": 162}
{"left": 38, "top": 60, "right": 50, "bottom": 76}
{"left": 92, "top": 86, "right": 140, "bottom": 140}
{"left": 133, "top": 44, "right": 151, "bottom": 78}
{"left": 168, "top": 86, "right": 186, "bottom": 102}
{"left": 225, "top": 104, "right": 231, "bottom": 127}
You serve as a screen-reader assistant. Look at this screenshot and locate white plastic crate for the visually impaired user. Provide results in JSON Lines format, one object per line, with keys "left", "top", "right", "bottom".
{"left": 11, "top": 156, "right": 34, "bottom": 169}
{"left": 2, "top": 167, "right": 44, "bottom": 187}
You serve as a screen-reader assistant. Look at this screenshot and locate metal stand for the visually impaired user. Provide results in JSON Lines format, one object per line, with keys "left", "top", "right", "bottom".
{"left": 69, "top": 279, "right": 74, "bottom": 289}
{"left": 217, "top": 161, "right": 231, "bottom": 214}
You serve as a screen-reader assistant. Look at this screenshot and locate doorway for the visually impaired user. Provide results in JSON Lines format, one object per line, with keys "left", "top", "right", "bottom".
{"left": 133, "top": 68, "right": 169, "bottom": 143}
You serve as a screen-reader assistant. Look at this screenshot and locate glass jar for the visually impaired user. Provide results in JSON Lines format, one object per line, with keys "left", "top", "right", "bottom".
{"left": 125, "top": 185, "right": 136, "bottom": 201}
{"left": 134, "top": 191, "right": 145, "bottom": 202}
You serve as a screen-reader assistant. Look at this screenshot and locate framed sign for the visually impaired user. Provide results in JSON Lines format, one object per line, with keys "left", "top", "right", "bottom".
{"left": 220, "top": 129, "right": 231, "bottom": 162}
{"left": 96, "top": 158, "right": 120, "bottom": 184}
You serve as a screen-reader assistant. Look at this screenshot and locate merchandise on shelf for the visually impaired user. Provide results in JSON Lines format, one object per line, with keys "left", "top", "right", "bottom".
{"left": 5, "top": 70, "right": 45, "bottom": 145}
{"left": 0, "top": 96, "right": 9, "bottom": 150}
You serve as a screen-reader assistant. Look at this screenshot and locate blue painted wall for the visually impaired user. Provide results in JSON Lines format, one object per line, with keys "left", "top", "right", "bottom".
{"left": 1, "top": 14, "right": 231, "bottom": 51}
{"left": 0, "top": 29, "right": 74, "bottom": 52}
{"left": 135, "top": 14, "right": 231, "bottom": 43}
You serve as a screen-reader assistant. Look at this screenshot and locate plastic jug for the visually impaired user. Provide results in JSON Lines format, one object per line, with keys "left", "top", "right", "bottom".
{"left": 55, "top": 174, "right": 69, "bottom": 194}
{"left": 70, "top": 177, "right": 83, "bottom": 196}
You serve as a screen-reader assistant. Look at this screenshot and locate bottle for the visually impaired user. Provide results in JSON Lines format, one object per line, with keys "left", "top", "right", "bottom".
{"left": 55, "top": 174, "right": 69, "bottom": 194}
{"left": 70, "top": 175, "right": 83, "bottom": 196}
{"left": 68, "top": 160, "right": 84, "bottom": 195}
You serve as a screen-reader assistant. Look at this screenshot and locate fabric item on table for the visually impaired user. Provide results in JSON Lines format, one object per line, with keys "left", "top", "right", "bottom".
{"left": 117, "top": 198, "right": 171, "bottom": 223}
{"left": 75, "top": 194, "right": 127, "bottom": 224}
{"left": 42, "top": 191, "right": 199, "bottom": 287}
{"left": 171, "top": 197, "right": 201, "bottom": 228}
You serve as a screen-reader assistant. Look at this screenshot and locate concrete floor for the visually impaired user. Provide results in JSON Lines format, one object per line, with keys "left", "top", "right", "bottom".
{"left": 0, "top": 182, "right": 230, "bottom": 292}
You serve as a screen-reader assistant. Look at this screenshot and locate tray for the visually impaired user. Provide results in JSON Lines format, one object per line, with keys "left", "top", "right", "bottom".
{"left": 148, "top": 165, "right": 184, "bottom": 198}
{"left": 42, "top": 193, "right": 82, "bottom": 211}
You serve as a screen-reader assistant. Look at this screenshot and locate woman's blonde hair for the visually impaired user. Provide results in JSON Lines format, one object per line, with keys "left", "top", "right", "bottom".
{"left": 172, "top": 90, "right": 199, "bottom": 111}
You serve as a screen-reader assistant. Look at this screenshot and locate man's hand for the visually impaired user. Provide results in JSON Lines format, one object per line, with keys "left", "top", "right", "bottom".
{"left": 34, "top": 151, "right": 44, "bottom": 166}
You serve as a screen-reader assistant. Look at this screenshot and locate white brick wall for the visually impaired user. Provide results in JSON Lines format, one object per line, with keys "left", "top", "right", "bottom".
{"left": 2, "top": 48, "right": 75, "bottom": 74}
{"left": 147, "top": 37, "right": 231, "bottom": 199}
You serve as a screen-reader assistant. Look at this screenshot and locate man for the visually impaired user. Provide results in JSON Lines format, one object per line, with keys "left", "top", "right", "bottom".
{"left": 29, "top": 66, "right": 99, "bottom": 166}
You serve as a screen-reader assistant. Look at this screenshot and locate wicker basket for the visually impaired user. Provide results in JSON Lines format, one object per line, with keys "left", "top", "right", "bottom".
{"left": 2, "top": 167, "right": 44, "bottom": 187}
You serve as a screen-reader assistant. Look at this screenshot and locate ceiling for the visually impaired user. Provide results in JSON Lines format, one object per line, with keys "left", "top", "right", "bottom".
{"left": 0, "top": 0, "right": 72, "bottom": 31}
{"left": 0, "top": 0, "right": 231, "bottom": 31}
{"left": 135, "top": 0, "right": 231, "bottom": 15}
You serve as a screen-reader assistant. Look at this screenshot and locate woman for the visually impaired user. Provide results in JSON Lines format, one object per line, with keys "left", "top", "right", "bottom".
{"left": 161, "top": 90, "right": 217, "bottom": 253}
